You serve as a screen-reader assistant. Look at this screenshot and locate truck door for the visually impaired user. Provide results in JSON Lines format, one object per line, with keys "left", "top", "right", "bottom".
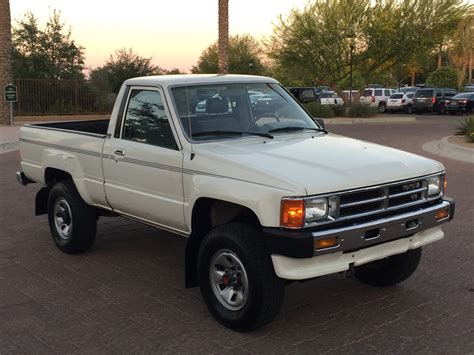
{"left": 102, "top": 86, "right": 187, "bottom": 234}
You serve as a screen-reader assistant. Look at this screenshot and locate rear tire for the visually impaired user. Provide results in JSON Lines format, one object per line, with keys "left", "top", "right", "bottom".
{"left": 197, "top": 223, "right": 284, "bottom": 331}
{"left": 378, "top": 102, "right": 386, "bottom": 113}
{"left": 47, "top": 180, "right": 97, "bottom": 254}
{"left": 354, "top": 248, "right": 422, "bottom": 287}
{"left": 437, "top": 104, "right": 445, "bottom": 115}
{"left": 406, "top": 105, "right": 413, "bottom": 114}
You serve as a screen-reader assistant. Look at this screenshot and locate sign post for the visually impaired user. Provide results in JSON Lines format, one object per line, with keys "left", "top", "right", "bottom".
{"left": 4, "top": 84, "right": 17, "bottom": 125}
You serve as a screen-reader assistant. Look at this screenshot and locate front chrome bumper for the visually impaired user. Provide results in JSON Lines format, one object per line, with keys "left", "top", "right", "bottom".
{"left": 263, "top": 198, "right": 454, "bottom": 259}
{"left": 311, "top": 199, "right": 453, "bottom": 256}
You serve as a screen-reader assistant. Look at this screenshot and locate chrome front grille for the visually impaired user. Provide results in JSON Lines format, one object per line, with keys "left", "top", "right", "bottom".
{"left": 338, "top": 177, "right": 434, "bottom": 221}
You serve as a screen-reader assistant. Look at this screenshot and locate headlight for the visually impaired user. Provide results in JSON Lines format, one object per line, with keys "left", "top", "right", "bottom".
{"left": 427, "top": 175, "right": 443, "bottom": 196}
{"left": 281, "top": 196, "right": 337, "bottom": 228}
{"left": 305, "top": 198, "right": 328, "bottom": 222}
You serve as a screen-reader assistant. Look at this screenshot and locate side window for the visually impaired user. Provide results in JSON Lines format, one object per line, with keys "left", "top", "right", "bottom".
{"left": 436, "top": 90, "right": 443, "bottom": 98}
{"left": 375, "top": 89, "right": 383, "bottom": 96}
{"left": 122, "top": 89, "right": 177, "bottom": 150}
{"left": 384, "top": 89, "right": 391, "bottom": 96}
{"left": 445, "top": 91, "right": 456, "bottom": 97}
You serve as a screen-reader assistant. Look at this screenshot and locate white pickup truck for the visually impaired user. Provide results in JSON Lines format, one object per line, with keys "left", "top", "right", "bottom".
{"left": 17, "top": 74, "right": 455, "bottom": 331}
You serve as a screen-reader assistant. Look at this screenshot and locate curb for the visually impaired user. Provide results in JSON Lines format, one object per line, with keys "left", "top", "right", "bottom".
{"left": 325, "top": 116, "right": 416, "bottom": 124}
{"left": 422, "top": 136, "right": 473, "bottom": 164}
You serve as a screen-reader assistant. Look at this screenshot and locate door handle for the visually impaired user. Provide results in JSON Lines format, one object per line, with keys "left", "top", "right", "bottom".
{"left": 114, "top": 149, "right": 126, "bottom": 156}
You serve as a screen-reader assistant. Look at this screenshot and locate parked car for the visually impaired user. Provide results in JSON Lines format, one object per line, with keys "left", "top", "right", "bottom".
{"left": 319, "top": 91, "right": 344, "bottom": 106}
{"left": 444, "top": 92, "right": 474, "bottom": 115}
{"left": 412, "top": 88, "right": 458, "bottom": 114}
{"left": 398, "top": 86, "right": 419, "bottom": 94}
{"left": 359, "top": 87, "right": 398, "bottom": 112}
{"left": 463, "top": 84, "right": 474, "bottom": 92}
{"left": 387, "top": 93, "right": 414, "bottom": 113}
{"left": 17, "top": 74, "right": 455, "bottom": 331}
{"left": 287, "top": 87, "right": 319, "bottom": 103}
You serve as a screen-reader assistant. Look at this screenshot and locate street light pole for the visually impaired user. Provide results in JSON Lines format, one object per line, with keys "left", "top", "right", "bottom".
{"left": 349, "top": 43, "right": 354, "bottom": 106}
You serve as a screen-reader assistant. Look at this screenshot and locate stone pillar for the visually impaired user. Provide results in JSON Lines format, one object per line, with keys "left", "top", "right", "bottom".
{"left": 0, "top": 0, "right": 13, "bottom": 125}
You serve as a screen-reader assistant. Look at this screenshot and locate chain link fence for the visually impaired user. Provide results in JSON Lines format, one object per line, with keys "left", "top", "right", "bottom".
{"left": 13, "top": 79, "right": 116, "bottom": 116}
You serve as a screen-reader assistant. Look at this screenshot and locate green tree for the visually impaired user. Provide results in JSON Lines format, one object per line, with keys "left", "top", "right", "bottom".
{"left": 449, "top": 8, "right": 474, "bottom": 88}
{"left": 90, "top": 48, "right": 163, "bottom": 93}
{"left": 192, "top": 34, "right": 267, "bottom": 75}
{"left": 12, "top": 10, "right": 85, "bottom": 79}
{"left": 425, "top": 66, "right": 458, "bottom": 88}
{"left": 266, "top": 0, "right": 466, "bottom": 88}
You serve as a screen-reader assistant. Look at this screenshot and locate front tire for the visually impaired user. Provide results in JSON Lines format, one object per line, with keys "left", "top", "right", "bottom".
{"left": 354, "top": 248, "right": 422, "bottom": 287}
{"left": 197, "top": 223, "right": 284, "bottom": 331}
{"left": 47, "top": 180, "right": 97, "bottom": 254}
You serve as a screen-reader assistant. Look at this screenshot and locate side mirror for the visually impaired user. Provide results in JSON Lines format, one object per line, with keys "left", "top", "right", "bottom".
{"left": 314, "top": 118, "right": 325, "bottom": 129}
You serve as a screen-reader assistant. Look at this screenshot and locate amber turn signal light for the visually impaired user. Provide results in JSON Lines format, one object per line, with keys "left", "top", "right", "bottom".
{"left": 314, "top": 237, "right": 338, "bottom": 250}
{"left": 443, "top": 176, "right": 447, "bottom": 192}
{"left": 281, "top": 199, "right": 304, "bottom": 228}
{"left": 435, "top": 209, "right": 449, "bottom": 221}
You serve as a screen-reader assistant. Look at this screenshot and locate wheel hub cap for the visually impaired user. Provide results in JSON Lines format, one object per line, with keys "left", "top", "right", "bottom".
{"left": 210, "top": 249, "right": 249, "bottom": 311}
{"left": 53, "top": 198, "right": 73, "bottom": 240}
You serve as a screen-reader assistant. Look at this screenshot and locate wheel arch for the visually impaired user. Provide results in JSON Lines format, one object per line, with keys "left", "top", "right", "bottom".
{"left": 36, "top": 167, "right": 92, "bottom": 216}
{"left": 185, "top": 197, "right": 262, "bottom": 288}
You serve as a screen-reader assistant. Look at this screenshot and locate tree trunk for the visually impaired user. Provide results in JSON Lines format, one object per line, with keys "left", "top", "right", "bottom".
{"left": 410, "top": 71, "right": 416, "bottom": 86}
{"left": 469, "top": 47, "right": 473, "bottom": 84}
{"left": 0, "top": 0, "right": 13, "bottom": 125}
{"left": 218, "top": 0, "right": 229, "bottom": 74}
{"left": 437, "top": 44, "right": 443, "bottom": 69}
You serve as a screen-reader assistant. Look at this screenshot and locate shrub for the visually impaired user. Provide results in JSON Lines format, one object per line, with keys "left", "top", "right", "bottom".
{"left": 332, "top": 104, "right": 346, "bottom": 117}
{"left": 455, "top": 116, "right": 474, "bottom": 142}
{"left": 303, "top": 102, "right": 335, "bottom": 118}
{"left": 426, "top": 67, "right": 458, "bottom": 90}
{"left": 346, "top": 103, "right": 378, "bottom": 117}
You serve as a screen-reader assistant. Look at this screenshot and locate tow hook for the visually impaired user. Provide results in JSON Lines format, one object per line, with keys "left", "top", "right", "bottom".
{"left": 346, "top": 262, "right": 355, "bottom": 278}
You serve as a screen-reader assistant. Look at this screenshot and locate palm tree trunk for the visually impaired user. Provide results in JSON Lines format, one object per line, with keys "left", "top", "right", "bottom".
{"left": 0, "top": 0, "right": 13, "bottom": 124}
{"left": 218, "top": 0, "right": 229, "bottom": 74}
{"left": 410, "top": 71, "right": 416, "bottom": 86}
{"left": 469, "top": 47, "right": 473, "bottom": 83}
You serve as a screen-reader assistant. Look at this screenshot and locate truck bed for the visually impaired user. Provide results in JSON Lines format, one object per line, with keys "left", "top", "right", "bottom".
{"left": 26, "top": 119, "right": 110, "bottom": 137}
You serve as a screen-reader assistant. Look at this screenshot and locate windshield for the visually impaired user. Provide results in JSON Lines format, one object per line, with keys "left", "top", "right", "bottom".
{"left": 399, "top": 87, "right": 418, "bottom": 93}
{"left": 415, "top": 89, "right": 433, "bottom": 98}
{"left": 170, "top": 83, "right": 320, "bottom": 141}
{"left": 390, "top": 94, "right": 403, "bottom": 99}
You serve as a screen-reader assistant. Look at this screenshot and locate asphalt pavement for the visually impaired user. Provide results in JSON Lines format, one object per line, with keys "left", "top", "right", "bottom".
{"left": 0, "top": 117, "right": 473, "bottom": 353}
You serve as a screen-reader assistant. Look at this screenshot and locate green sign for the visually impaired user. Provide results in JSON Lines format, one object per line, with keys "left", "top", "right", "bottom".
{"left": 4, "top": 84, "right": 17, "bottom": 102}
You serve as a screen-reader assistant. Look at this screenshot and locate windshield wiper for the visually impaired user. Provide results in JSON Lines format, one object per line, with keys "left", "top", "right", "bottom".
{"left": 192, "top": 130, "right": 274, "bottom": 139}
{"left": 268, "top": 126, "right": 328, "bottom": 134}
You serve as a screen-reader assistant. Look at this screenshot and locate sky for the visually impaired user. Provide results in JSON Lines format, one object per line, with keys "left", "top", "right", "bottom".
{"left": 10, "top": 0, "right": 309, "bottom": 72}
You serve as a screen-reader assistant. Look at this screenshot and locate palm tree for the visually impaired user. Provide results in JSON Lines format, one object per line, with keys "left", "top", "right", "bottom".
{"left": 0, "top": 0, "right": 13, "bottom": 124}
{"left": 449, "top": 9, "right": 474, "bottom": 88}
{"left": 218, "top": 0, "right": 229, "bottom": 74}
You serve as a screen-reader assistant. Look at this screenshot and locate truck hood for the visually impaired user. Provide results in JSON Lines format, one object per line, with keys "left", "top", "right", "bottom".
{"left": 191, "top": 132, "right": 444, "bottom": 196}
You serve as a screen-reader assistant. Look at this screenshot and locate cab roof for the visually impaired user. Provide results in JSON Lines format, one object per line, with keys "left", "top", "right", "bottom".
{"left": 124, "top": 74, "right": 279, "bottom": 88}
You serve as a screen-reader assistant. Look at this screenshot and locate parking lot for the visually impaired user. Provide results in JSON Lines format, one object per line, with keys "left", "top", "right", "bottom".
{"left": 0, "top": 116, "right": 473, "bottom": 353}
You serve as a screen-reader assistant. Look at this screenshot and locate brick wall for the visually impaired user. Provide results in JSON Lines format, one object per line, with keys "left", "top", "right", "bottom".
{"left": 0, "top": 0, "right": 12, "bottom": 125}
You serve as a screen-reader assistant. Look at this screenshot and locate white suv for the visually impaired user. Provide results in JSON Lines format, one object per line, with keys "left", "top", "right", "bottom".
{"left": 360, "top": 88, "right": 398, "bottom": 112}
